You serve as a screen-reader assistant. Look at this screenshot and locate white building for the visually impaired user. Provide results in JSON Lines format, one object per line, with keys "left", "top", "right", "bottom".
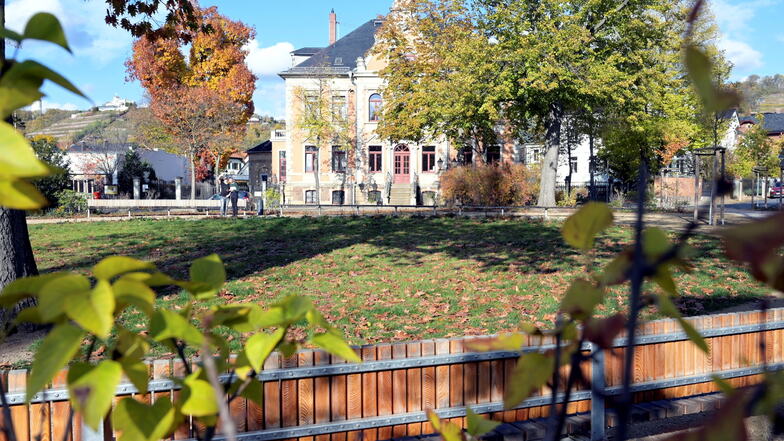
{"left": 98, "top": 95, "right": 134, "bottom": 112}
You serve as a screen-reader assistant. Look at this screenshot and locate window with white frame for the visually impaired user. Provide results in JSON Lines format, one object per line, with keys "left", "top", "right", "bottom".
{"left": 369, "top": 94, "right": 382, "bottom": 122}
{"left": 305, "top": 190, "right": 317, "bottom": 204}
{"left": 305, "top": 146, "right": 317, "bottom": 172}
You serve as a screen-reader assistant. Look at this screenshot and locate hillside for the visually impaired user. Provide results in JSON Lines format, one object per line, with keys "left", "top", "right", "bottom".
{"left": 27, "top": 111, "right": 124, "bottom": 142}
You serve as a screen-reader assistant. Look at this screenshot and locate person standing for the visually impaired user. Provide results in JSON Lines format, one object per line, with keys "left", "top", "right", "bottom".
{"left": 218, "top": 177, "right": 230, "bottom": 216}
{"left": 229, "top": 178, "right": 240, "bottom": 217}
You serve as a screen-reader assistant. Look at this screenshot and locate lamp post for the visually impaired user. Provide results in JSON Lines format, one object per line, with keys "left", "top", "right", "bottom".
{"left": 437, "top": 158, "right": 444, "bottom": 173}
{"left": 779, "top": 152, "right": 784, "bottom": 211}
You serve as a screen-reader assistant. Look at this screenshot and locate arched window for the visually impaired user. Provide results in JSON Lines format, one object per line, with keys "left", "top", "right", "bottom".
{"left": 369, "top": 93, "right": 383, "bottom": 121}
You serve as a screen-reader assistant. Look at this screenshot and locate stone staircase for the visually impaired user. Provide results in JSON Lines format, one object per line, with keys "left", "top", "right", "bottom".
{"left": 389, "top": 184, "right": 411, "bottom": 205}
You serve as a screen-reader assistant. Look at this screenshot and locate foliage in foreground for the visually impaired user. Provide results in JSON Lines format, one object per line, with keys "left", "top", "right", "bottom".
{"left": 0, "top": 255, "right": 360, "bottom": 441}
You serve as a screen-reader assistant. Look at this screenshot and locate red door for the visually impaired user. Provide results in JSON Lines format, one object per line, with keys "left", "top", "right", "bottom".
{"left": 394, "top": 145, "right": 410, "bottom": 184}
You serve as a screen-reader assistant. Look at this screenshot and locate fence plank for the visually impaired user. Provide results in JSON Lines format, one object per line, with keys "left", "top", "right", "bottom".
{"left": 298, "top": 351, "right": 315, "bottom": 441}
{"left": 376, "top": 344, "right": 393, "bottom": 440}
{"left": 346, "top": 347, "right": 362, "bottom": 441}
{"left": 406, "top": 342, "right": 422, "bottom": 436}
{"left": 29, "top": 370, "right": 50, "bottom": 441}
{"left": 420, "top": 341, "right": 436, "bottom": 435}
{"left": 362, "top": 346, "right": 378, "bottom": 441}
{"left": 313, "top": 351, "right": 331, "bottom": 441}
{"left": 8, "top": 371, "right": 29, "bottom": 441}
{"left": 391, "top": 343, "right": 408, "bottom": 439}
{"left": 50, "top": 370, "right": 71, "bottom": 441}
{"left": 328, "top": 354, "right": 346, "bottom": 441}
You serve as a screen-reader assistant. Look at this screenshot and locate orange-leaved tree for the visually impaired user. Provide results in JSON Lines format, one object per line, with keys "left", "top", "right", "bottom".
{"left": 126, "top": 6, "right": 255, "bottom": 198}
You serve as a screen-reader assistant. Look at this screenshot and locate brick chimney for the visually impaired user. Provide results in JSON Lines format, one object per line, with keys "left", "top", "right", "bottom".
{"left": 329, "top": 9, "right": 337, "bottom": 45}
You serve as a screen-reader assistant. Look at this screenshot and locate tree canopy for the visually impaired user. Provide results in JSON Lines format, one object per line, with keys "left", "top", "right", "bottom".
{"left": 126, "top": 5, "right": 256, "bottom": 197}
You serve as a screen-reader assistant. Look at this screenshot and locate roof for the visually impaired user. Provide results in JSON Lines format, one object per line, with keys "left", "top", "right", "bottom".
{"left": 717, "top": 109, "right": 738, "bottom": 120}
{"left": 739, "top": 112, "right": 784, "bottom": 134}
{"left": 281, "top": 18, "right": 384, "bottom": 76}
{"left": 66, "top": 143, "right": 131, "bottom": 154}
{"left": 247, "top": 140, "right": 272, "bottom": 153}
{"left": 292, "top": 47, "right": 324, "bottom": 56}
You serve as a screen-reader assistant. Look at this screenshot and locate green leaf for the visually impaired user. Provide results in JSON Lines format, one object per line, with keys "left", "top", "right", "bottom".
{"left": 27, "top": 324, "right": 85, "bottom": 401}
{"left": 311, "top": 332, "right": 361, "bottom": 363}
{"left": 0, "top": 271, "right": 70, "bottom": 307}
{"left": 684, "top": 45, "right": 740, "bottom": 113}
{"left": 116, "top": 328, "right": 150, "bottom": 362}
{"left": 466, "top": 408, "right": 500, "bottom": 436}
{"left": 186, "top": 254, "right": 225, "bottom": 299}
{"left": 427, "top": 411, "right": 463, "bottom": 441}
{"left": 121, "top": 361, "right": 150, "bottom": 395}
{"left": 239, "top": 378, "right": 264, "bottom": 407}
{"left": 245, "top": 328, "right": 285, "bottom": 372}
{"left": 0, "top": 27, "right": 23, "bottom": 42}
{"left": 0, "top": 122, "right": 57, "bottom": 179}
{"left": 0, "top": 180, "right": 48, "bottom": 210}
{"left": 1, "top": 60, "right": 84, "bottom": 99}
{"left": 149, "top": 309, "right": 204, "bottom": 346}
{"left": 38, "top": 274, "right": 91, "bottom": 322}
{"left": 0, "top": 84, "right": 44, "bottom": 120}
{"left": 64, "top": 279, "right": 115, "bottom": 338}
{"left": 711, "top": 375, "right": 734, "bottom": 395}
{"left": 504, "top": 353, "right": 554, "bottom": 408}
{"left": 561, "top": 202, "right": 613, "bottom": 250}
{"left": 68, "top": 361, "right": 123, "bottom": 430}
{"left": 112, "top": 397, "right": 177, "bottom": 441}
{"left": 93, "top": 256, "right": 155, "bottom": 281}
{"left": 113, "top": 278, "right": 155, "bottom": 316}
{"left": 465, "top": 334, "right": 525, "bottom": 352}
{"left": 178, "top": 371, "right": 218, "bottom": 417}
{"left": 560, "top": 279, "right": 604, "bottom": 320}
{"left": 23, "top": 13, "right": 70, "bottom": 52}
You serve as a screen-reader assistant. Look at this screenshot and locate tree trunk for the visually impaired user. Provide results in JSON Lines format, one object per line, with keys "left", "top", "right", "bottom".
{"left": 189, "top": 149, "right": 196, "bottom": 199}
{"left": 589, "top": 127, "right": 595, "bottom": 200}
{"left": 0, "top": 0, "right": 39, "bottom": 333}
{"left": 0, "top": 209, "right": 39, "bottom": 332}
{"left": 538, "top": 102, "right": 564, "bottom": 207}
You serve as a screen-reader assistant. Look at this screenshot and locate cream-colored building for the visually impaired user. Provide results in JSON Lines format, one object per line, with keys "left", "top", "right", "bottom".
{"left": 274, "top": 13, "right": 451, "bottom": 206}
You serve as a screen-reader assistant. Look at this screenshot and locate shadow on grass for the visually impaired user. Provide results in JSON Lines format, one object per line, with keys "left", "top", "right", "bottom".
{"left": 31, "top": 215, "right": 766, "bottom": 317}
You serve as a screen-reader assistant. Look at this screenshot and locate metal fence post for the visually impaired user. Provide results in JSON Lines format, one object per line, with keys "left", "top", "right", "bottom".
{"left": 591, "top": 343, "right": 606, "bottom": 441}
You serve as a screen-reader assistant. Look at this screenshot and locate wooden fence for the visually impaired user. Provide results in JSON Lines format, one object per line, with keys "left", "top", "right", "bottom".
{"left": 2, "top": 308, "right": 783, "bottom": 441}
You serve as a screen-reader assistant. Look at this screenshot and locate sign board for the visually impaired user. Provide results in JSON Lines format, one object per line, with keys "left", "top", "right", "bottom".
{"left": 253, "top": 191, "right": 263, "bottom": 197}
{"left": 104, "top": 185, "right": 118, "bottom": 195}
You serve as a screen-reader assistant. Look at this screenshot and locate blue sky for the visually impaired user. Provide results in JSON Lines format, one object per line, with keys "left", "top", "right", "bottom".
{"left": 5, "top": 0, "right": 784, "bottom": 118}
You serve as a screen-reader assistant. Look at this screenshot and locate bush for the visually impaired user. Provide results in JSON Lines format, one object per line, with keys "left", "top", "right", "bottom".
{"left": 52, "top": 189, "right": 87, "bottom": 215}
{"left": 440, "top": 163, "right": 536, "bottom": 206}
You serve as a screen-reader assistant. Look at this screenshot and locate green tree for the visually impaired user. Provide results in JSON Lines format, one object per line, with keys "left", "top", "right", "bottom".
{"left": 478, "top": 0, "right": 695, "bottom": 205}
{"left": 727, "top": 115, "right": 779, "bottom": 178}
{"left": 374, "top": 0, "right": 503, "bottom": 161}
{"left": 292, "top": 77, "right": 355, "bottom": 204}
{"left": 30, "top": 135, "right": 70, "bottom": 206}
{"left": 118, "top": 149, "right": 157, "bottom": 195}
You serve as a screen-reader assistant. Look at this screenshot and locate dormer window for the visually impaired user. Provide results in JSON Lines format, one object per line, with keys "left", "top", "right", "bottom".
{"left": 334, "top": 57, "right": 343, "bottom": 65}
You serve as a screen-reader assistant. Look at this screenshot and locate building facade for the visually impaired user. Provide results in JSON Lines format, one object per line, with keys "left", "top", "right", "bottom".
{"left": 274, "top": 11, "right": 608, "bottom": 205}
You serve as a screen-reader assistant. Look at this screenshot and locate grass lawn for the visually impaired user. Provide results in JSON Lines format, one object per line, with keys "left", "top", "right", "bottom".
{"left": 28, "top": 216, "right": 768, "bottom": 347}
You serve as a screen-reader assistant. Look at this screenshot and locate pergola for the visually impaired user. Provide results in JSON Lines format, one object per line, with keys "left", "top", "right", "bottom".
{"left": 692, "top": 146, "right": 726, "bottom": 226}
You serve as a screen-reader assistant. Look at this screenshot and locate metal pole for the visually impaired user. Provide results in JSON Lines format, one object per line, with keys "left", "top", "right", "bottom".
{"left": 709, "top": 151, "right": 718, "bottom": 226}
{"left": 590, "top": 344, "right": 606, "bottom": 441}
{"left": 721, "top": 150, "right": 726, "bottom": 225}
{"left": 693, "top": 155, "right": 700, "bottom": 222}
{"left": 779, "top": 166, "right": 782, "bottom": 212}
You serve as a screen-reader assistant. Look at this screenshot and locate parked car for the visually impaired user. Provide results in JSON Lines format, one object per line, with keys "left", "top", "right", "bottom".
{"left": 210, "top": 191, "right": 250, "bottom": 200}
{"left": 770, "top": 184, "right": 783, "bottom": 199}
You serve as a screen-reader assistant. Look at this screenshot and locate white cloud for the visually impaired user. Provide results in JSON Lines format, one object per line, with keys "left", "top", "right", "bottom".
{"left": 718, "top": 37, "right": 764, "bottom": 72}
{"left": 24, "top": 100, "right": 80, "bottom": 112}
{"left": 252, "top": 78, "right": 286, "bottom": 119}
{"left": 244, "top": 40, "right": 295, "bottom": 77}
{"left": 7, "top": 0, "right": 131, "bottom": 65}
{"left": 711, "top": 0, "right": 758, "bottom": 34}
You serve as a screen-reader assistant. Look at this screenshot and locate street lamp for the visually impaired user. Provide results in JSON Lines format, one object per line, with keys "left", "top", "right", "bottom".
{"left": 437, "top": 158, "right": 444, "bottom": 172}
{"left": 778, "top": 152, "right": 784, "bottom": 211}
